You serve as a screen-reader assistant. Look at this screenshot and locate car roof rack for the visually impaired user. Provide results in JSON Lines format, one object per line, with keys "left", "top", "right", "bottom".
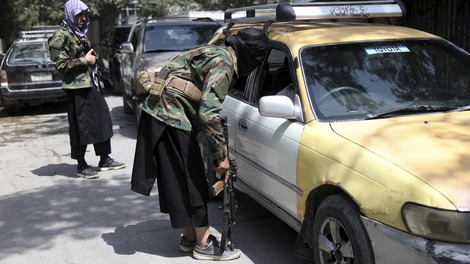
{"left": 138, "top": 16, "right": 217, "bottom": 24}
{"left": 224, "top": 0, "right": 403, "bottom": 24}
{"left": 17, "top": 29, "right": 56, "bottom": 40}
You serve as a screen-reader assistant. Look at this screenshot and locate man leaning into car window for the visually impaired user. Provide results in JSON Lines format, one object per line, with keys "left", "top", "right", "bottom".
{"left": 131, "top": 28, "right": 270, "bottom": 261}
{"left": 48, "top": 0, "right": 125, "bottom": 179}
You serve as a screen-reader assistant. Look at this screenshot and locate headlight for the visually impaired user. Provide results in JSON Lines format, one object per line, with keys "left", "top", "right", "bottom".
{"left": 402, "top": 203, "right": 470, "bottom": 243}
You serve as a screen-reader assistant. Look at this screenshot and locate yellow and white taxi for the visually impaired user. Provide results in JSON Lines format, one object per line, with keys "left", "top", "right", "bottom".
{"left": 210, "top": 1, "right": 470, "bottom": 263}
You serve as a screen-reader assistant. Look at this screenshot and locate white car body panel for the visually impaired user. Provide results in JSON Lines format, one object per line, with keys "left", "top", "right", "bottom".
{"left": 221, "top": 95, "right": 303, "bottom": 217}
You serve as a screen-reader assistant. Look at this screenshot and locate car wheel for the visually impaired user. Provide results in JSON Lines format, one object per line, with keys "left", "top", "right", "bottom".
{"left": 122, "top": 96, "right": 133, "bottom": 115}
{"left": 135, "top": 104, "right": 142, "bottom": 123}
{"left": 5, "top": 104, "right": 19, "bottom": 115}
{"left": 111, "top": 63, "right": 122, "bottom": 95}
{"left": 312, "top": 194, "right": 374, "bottom": 264}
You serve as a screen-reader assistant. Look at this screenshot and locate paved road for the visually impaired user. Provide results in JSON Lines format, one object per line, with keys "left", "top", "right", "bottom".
{"left": 0, "top": 92, "right": 312, "bottom": 264}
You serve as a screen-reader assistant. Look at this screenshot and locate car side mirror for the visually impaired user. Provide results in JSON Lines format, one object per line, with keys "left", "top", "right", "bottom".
{"left": 101, "top": 39, "right": 111, "bottom": 47}
{"left": 259, "top": 95, "right": 302, "bottom": 121}
{"left": 120, "top": 42, "right": 134, "bottom": 54}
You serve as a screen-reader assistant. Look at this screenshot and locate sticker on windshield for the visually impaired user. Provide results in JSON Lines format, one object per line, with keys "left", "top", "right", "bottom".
{"left": 365, "top": 45, "right": 410, "bottom": 55}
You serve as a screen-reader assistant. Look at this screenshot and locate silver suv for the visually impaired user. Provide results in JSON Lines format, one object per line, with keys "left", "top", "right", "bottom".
{"left": 119, "top": 17, "right": 221, "bottom": 120}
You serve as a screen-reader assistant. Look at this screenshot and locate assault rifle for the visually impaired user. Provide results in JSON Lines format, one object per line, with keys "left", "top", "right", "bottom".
{"left": 76, "top": 40, "right": 104, "bottom": 90}
{"left": 211, "top": 117, "right": 238, "bottom": 251}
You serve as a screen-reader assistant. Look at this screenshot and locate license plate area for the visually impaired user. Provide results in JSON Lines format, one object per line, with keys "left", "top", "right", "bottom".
{"left": 31, "top": 72, "right": 52, "bottom": 82}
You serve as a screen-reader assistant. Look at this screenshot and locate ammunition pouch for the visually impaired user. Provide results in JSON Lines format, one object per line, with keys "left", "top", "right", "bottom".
{"left": 166, "top": 76, "right": 202, "bottom": 102}
{"left": 136, "top": 67, "right": 170, "bottom": 99}
{"left": 137, "top": 66, "right": 202, "bottom": 102}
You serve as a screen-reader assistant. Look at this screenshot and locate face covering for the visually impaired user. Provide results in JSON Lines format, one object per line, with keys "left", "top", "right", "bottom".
{"left": 226, "top": 28, "right": 270, "bottom": 77}
{"left": 62, "top": 0, "right": 90, "bottom": 39}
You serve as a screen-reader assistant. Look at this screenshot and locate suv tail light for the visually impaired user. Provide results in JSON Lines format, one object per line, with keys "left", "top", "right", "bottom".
{"left": 0, "top": 69, "right": 7, "bottom": 87}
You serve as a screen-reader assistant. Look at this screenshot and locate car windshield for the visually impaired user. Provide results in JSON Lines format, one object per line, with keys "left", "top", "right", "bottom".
{"left": 8, "top": 41, "right": 52, "bottom": 64}
{"left": 301, "top": 39, "right": 470, "bottom": 121}
{"left": 143, "top": 24, "right": 219, "bottom": 53}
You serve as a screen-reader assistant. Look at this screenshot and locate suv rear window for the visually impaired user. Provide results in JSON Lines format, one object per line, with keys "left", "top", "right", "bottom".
{"left": 143, "top": 24, "right": 220, "bottom": 52}
{"left": 8, "top": 42, "right": 52, "bottom": 64}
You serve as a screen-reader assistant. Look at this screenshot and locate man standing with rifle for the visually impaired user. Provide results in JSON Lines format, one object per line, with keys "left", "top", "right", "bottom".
{"left": 131, "top": 27, "right": 270, "bottom": 260}
{"left": 48, "top": 0, "right": 125, "bottom": 179}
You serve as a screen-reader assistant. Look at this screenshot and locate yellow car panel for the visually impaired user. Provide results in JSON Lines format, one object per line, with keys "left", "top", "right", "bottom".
{"left": 214, "top": 1, "right": 470, "bottom": 263}
{"left": 296, "top": 114, "right": 463, "bottom": 232}
{"left": 330, "top": 111, "right": 470, "bottom": 211}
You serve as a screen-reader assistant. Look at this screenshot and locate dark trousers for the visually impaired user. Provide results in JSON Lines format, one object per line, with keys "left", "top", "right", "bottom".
{"left": 71, "top": 140, "right": 111, "bottom": 160}
{"left": 131, "top": 112, "right": 209, "bottom": 228}
{"left": 65, "top": 87, "right": 113, "bottom": 160}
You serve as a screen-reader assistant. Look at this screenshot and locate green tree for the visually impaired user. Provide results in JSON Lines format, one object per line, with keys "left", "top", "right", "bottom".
{"left": 0, "top": 0, "right": 273, "bottom": 52}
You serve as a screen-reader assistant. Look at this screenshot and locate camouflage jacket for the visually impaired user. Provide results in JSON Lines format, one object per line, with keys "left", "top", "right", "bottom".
{"left": 140, "top": 45, "right": 239, "bottom": 160}
{"left": 48, "top": 27, "right": 93, "bottom": 89}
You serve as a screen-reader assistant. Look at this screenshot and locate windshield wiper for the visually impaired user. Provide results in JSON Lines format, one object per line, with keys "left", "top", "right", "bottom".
{"left": 448, "top": 105, "right": 470, "bottom": 113}
{"left": 365, "top": 104, "right": 455, "bottom": 120}
{"left": 145, "top": 49, "right": 181, "bottom": 53}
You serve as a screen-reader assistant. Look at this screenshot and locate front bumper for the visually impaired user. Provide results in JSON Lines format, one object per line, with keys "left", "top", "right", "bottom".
{"left": 362, "top": 216, "right": 470, "bottom": 264}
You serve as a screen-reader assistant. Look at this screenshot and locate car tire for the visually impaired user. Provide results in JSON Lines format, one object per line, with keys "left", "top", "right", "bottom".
{"left": 5, "top": 104, "right": 19, "bottom": 115}
{"left": 110, "top": 62, "right": 122, "bottom": 95}
{"left": 135, "top": 104, "right": 142, "bottom": 123}
{"left": 122, "top": 96, "right": 133, "bottom": 115}
{"left": 312, "top": 194, "right": 374, "bottom": 264}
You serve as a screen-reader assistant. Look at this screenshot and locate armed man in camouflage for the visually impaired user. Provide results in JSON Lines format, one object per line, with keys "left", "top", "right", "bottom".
{"left": 131, "top": 28, "right": 270, "bottom": 260}
{"left": 48, "top": 0, "right": 125, "bottom": 179}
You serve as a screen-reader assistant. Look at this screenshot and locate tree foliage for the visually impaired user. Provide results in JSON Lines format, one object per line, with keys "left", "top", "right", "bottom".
{"left": 0, "top": 0, "right": 277, "bottom": 51}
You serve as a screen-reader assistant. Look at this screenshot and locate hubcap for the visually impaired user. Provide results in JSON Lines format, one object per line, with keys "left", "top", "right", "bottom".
{"left": 318, "top": 217, "right": 354, "bottom": 264}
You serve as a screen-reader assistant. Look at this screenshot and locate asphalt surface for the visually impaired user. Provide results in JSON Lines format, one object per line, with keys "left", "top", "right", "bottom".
{"left": 0, "top": 91, "right": 312, "bottom": 264}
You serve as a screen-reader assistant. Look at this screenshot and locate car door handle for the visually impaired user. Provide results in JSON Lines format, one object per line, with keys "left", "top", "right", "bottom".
{"left": 238, "top": 119, "right": 248, "bottom": 131}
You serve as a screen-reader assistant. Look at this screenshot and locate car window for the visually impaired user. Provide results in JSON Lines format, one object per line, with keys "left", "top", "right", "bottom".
{"left": 130, "top": 28, "right": 139, "bottom": 52}
{"left": 227, "top": 47, "right": 297, "bottom": 104}
{"left": 114, "top": 27, "right": 131, "bottom": 47}
{"left": 8, "top": 42, "right": 52, "bottom": 64}
{"left": 143, "top": 24, "right": 220, "bottom": 53}
{"left": 301, "top": 39, "right": 470, "bottom": 121}
{"left": 259, "top": 49, "right": 293, "bottom": 97}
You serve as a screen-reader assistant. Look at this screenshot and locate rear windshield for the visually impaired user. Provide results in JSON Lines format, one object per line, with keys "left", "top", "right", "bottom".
{"left": 143, "top": 24, "right": 220, "bottom": 53}
{"left": 301, "top": 39, "right": 470, "bottom": 121}
{"left": 8, "top": 41, "right": 52, "bottom": 64}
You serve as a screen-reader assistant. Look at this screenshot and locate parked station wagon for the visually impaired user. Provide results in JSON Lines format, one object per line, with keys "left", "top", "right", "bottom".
{"left": 209, "top": 1, "right": 470, "bottom": 263}
{"left": 0, "top": 29, "right": 65, "bottom": 114}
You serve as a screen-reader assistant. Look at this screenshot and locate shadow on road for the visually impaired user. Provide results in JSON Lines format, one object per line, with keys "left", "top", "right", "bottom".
{"left": 102, "top": 220, "right": 183, "bottom": 258}
{"left": 0, "top": 172, "right": 311, "bottom": 264}
{"left": 0, "top": 173, "right": 160, "bottom": 262}
{"left": 31, "top": 163, "right": 77, "bottom": 178}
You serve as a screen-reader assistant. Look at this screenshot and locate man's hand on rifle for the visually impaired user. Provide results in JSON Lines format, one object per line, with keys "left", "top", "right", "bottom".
{"left": 215, "top": 157, "right": 229, "bottom": 179}
{"left": 85, "top": 49, "right": 96, "bottom": 65}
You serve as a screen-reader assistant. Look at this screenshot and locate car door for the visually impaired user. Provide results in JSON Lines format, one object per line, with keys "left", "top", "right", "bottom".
{"left": 221, "top": 47, "right": 304, "bottom": 218}
{"left": 121, "top": 25, "right": 142, "bottom": 99}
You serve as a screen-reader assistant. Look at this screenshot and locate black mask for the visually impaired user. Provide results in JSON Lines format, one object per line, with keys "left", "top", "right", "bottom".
{"left": 226, "top": 28, "right": 270, "bottom": 77}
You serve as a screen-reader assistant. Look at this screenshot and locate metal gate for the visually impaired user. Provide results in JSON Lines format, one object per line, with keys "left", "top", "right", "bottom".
{"left": 403, "top": 0, "right": 470, "bottom": 52}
